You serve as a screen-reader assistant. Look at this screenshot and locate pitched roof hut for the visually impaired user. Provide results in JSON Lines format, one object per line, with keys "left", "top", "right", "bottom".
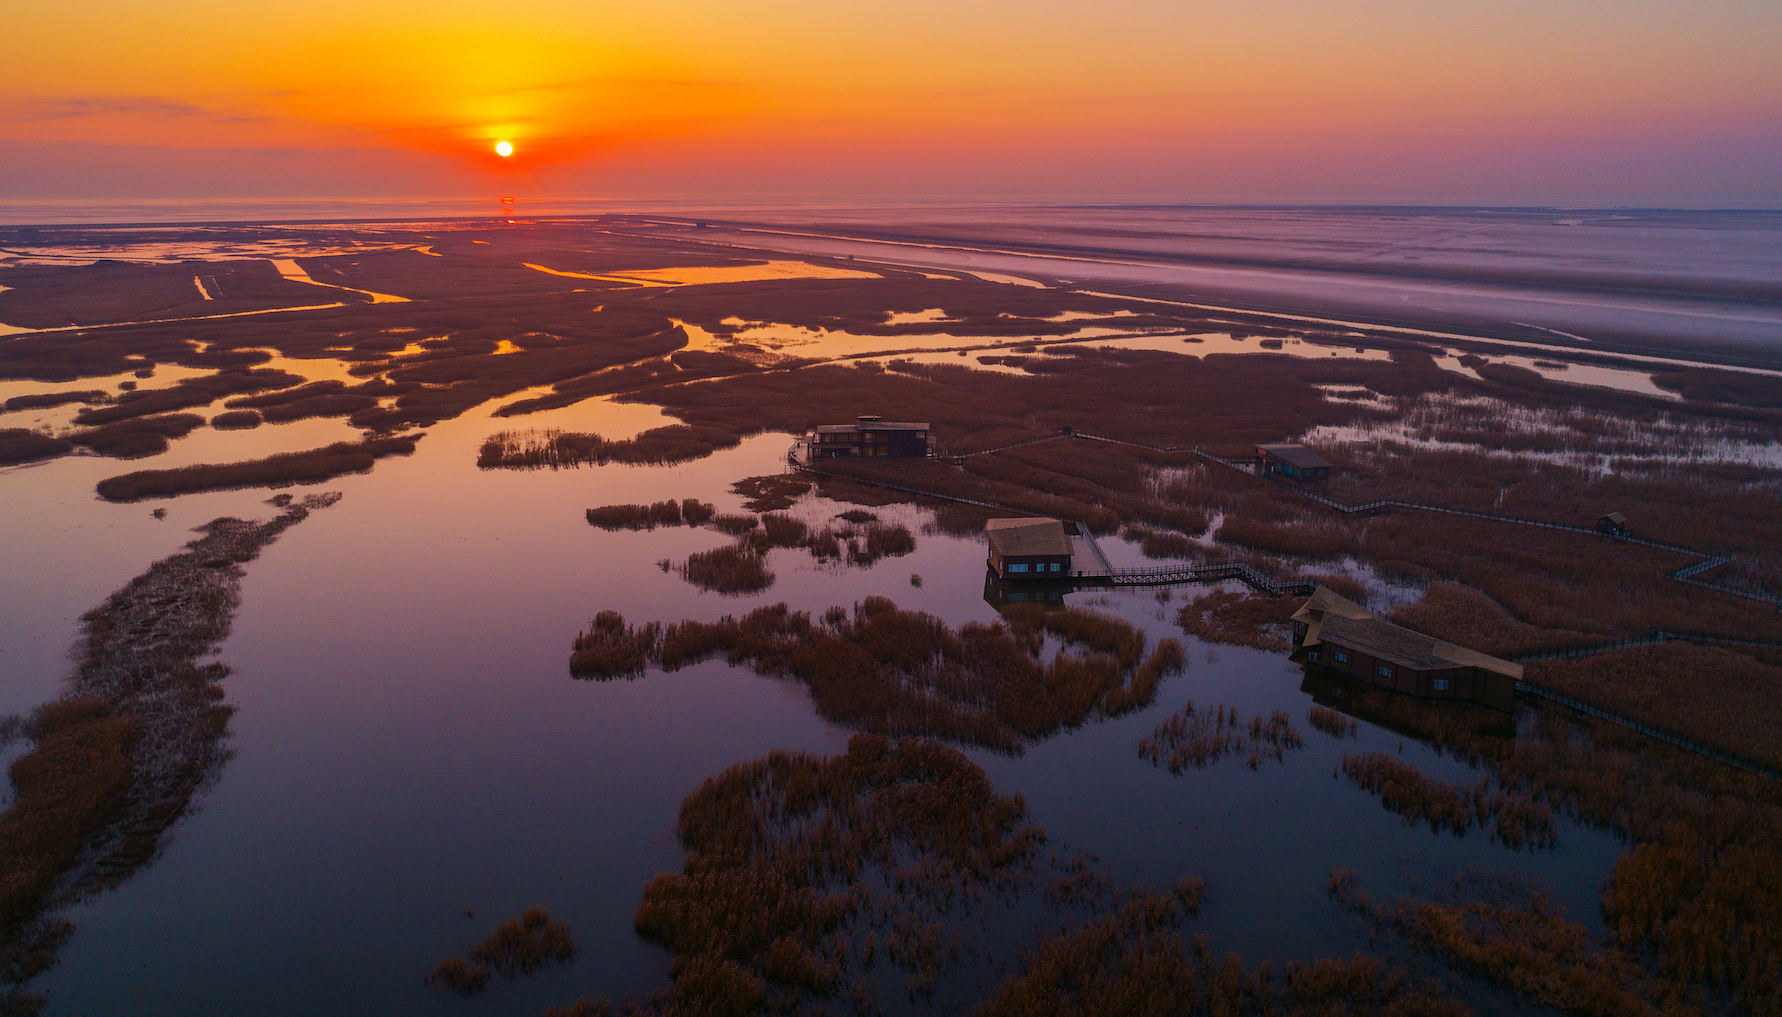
{"left": 1290, "top": 586, "right": 1521, "bottom": 711}
{"left": 985, "top": 517, "right": 1073, "bottom": 580}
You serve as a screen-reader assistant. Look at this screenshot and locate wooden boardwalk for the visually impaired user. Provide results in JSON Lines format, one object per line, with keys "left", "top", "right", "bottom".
{"left": 1094, "top": 559, "right": 1314, "bottom": 595}
{"left": 788, "top": 435, "right": 1782, "bottom": 779}
{"left": 951, "top": 429, "right": 1778, "bottom": 607}
{"left": 789, "top": 447, "right": 1313, "bottom": 596}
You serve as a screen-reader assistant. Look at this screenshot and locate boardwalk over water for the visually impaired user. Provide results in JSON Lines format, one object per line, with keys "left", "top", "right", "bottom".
{"left": 959, "top": 428, "right": 1779, "bottom": 607}
{"left": 790, "top": 445, "right": 1310, "bottom": 595}
{"left": 788, "top": 430, "right": 1782, "bottom": 778}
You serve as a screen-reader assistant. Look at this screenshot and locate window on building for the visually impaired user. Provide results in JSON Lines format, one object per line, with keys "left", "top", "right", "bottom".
{"left": 1432, "top": 679, "right": 1450, "bottom": 692}
{"left": 1008, "top": 563, "right": 1028, "bottom": 573}
{"left": 1333, "top": 649, "right": 1349, "bottom": 664}
{"left": 1377, "top": 664, "right": 1395, "bottom": 679}
{"left": 1307, "top": 650, "right": 1320, "bottom": 662}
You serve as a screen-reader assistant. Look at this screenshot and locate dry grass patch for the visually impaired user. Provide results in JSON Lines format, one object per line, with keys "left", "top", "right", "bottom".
{"left": 1176, "top": 590, "right": 1299, "bottom": 650}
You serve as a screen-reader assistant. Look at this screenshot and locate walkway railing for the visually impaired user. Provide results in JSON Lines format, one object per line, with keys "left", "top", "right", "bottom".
{"left": 788, "top": 445, "right": 1314, "bottom": 597}
{"left": 1511, "top": 628, "right": 1782, "bottom": 663}
{"left": 789, "top": 432, "right": 1781, "bottom": 778}
{"left": 950, "top": 428, "right": 1776, "bottom": 606}
{"left": 1513, "top": 679, "right": 1782, "bottom": 780}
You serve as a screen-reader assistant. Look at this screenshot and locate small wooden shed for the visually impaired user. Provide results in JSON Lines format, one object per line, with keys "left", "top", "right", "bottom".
{"left": 986, "top": 518, "right": 1073, "bottom": 580}
{"left": 1256, "top": 443, "right": 1333, "bottom": 482}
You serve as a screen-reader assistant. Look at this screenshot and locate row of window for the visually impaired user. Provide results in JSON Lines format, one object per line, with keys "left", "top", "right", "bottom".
{"left": 1005, "top": 562, "right": 1065, "bottom": 574}
{"left": 1307, "top": 646, "right": 1450, "bottom": 691}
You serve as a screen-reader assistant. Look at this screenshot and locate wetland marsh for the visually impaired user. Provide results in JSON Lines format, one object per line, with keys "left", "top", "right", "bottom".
{"left": 2, "top": 208, "right": 1780, "bottom": 1016}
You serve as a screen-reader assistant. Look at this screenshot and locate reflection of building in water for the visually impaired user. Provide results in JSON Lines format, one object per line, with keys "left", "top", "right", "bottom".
{"left": 981, "top": 570, "right": 1071, "bottom": 610}
{"left": 985, "top": 517, "right": 1073, "bottom": 580}
{"left": 807, "top": 415, "right": 935, "bottom": 459}
{"left": 1298, "top": 668, "right": 1516, "bottom": 740}
{"left": 1256, "top": 443, "right": 1333, "bottom": 482}
{"left": 1290, "top": 586, "right": 1520, "bottom": 711}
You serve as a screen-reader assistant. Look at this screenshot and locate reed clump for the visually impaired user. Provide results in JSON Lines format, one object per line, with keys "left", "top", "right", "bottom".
{"left": 979, "top": 890, "right": 1470, "bottom": 1017}
{"left": 633, "top": 735, "right": 1043, "bottom": 1014}
{"left": 69, "top": 412, "right": 206, "bottom": 459}
{"left": 1307, "top": 705, "right": 1358, "bottom": 738}
{"left": 848, "top": 522, "right": 916, "bottom": 565}
{"left": 0, "top": 429, "right": 72, "bottom": 466}
{"left": 94, "top": 436, "right": 419, "bottom": 501}
{"left": 1341, "top": 754, "right": 1483, "bottom": 837}
{"left": 677, "top": 545, "right": 774, "bottom": 595}
{"left": 585, "top": 499, "right": 715, "bottom": 531}
{"left": 1138, "top": 702, "right": 1305, "bottom": 772}
{"left": 477, "top": 424, "right": 740, "bottom": 469}
{"left": 208, "top": 409, "right": 262, "bottom": 430}
{"left": 1122, "top": 523, "right": 1198, "bottom": 560}
{"left": 805, "top": 531, "right": 842, "bottom": 560}
{"left": 926, "top": 504, "right": 990, "bottom": 535}
{"left": 580, "top": 601, "right": 1177, "bottom": 752}
{"left": 709, "top": 513, "right": 759, "bottom": 536}
{"left": 1331, "top": 876, "right": 1683, "bottom": 1017}
{"left": 570, "top": 612, "right": 663, "bottom": 679}
{"left": 0, "top": 498, "right": 330, "bottom": 1001}
{"left": 3, "top": 390, "right": 108, "bottom": 412}
{"left": 733, "top": 474, "right": 812, "bottom": 512}
{"left": 753, "top": 513, "right": 809, "bottom": 549}
{"left": 1111, "top": 640, "right": 1187, "bottom": 716}
{"left": 1339, "top": 753, "right": 1556, "bottom": 849}
{"left": 428, "top": 906, "right": 575, "bottom": 995}
{"left": 0, "top": 699, "right": 139, "bottom": 939}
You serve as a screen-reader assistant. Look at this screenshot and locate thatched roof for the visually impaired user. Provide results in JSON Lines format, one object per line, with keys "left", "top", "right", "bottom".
{"left": 1292, "top": 586, "right": 1522, "bottom": 680}
{"left": 986, "top": 517, "right": 1072, "bottom": 558}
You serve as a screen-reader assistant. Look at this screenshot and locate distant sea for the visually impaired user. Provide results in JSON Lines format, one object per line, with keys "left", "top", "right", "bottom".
{"left": 1, "top": 196, "right": 1071, "bottom": 226}
{"left": 5, "top": 197, "right": 1779, "bottom": 361}
{"left": 9, "top": 196, "right": 1777, "bottom": 229}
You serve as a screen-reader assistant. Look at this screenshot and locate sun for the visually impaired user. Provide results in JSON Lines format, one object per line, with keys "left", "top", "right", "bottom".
{"left": 494, "top": 140, "right": 514, "bottom": 158}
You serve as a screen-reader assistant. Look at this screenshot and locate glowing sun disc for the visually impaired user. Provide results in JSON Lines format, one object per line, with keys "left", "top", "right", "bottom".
{"left": 494, "top": 140, "right": 514, "bottom": 157}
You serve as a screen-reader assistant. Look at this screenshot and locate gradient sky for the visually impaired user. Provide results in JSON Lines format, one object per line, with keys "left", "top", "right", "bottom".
{"left": 5, "top": 0, "right": 1780, "bottom": 205}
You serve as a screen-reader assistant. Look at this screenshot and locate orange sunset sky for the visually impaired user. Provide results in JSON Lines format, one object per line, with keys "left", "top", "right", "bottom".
{"left": 5, "top": 0, "right": 1780, "bottom": 205}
